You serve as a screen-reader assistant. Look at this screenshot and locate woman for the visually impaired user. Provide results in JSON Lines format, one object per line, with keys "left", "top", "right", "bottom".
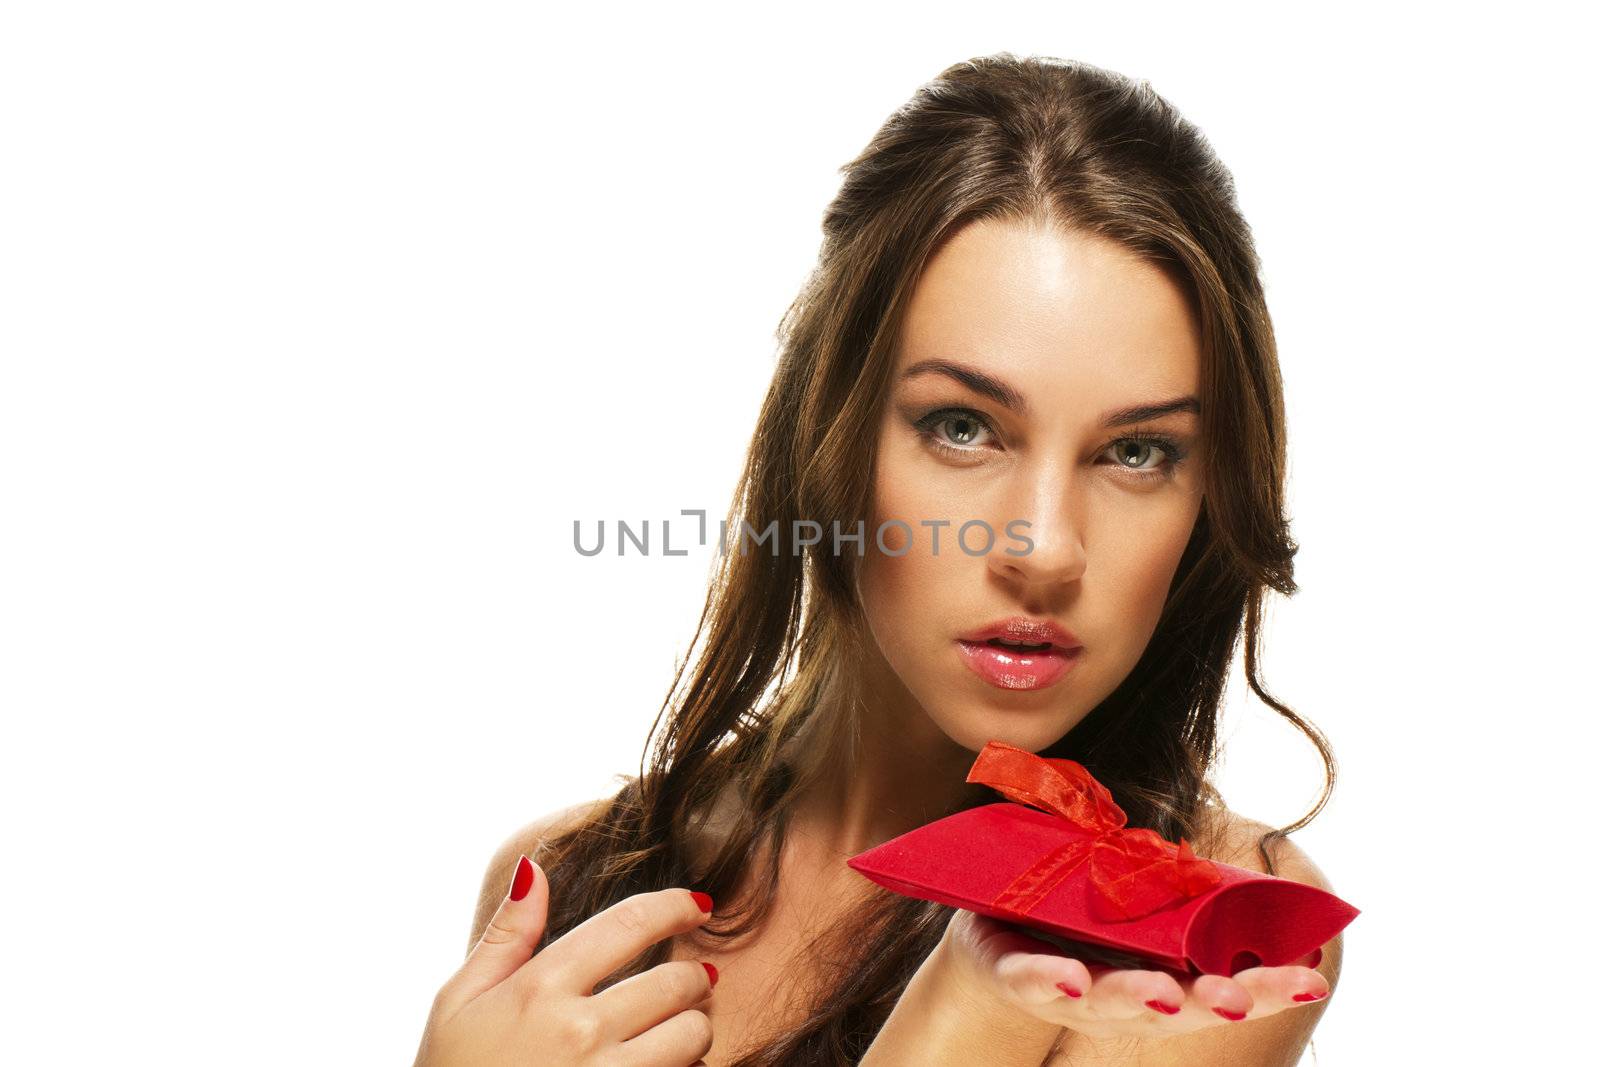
{"left": 413, "top": 52, "right": 1343, "bottom": 1067}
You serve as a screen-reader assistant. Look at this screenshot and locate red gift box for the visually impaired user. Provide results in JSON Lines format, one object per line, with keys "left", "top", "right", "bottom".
{"left": 845, "top": 740, "right": 1359, "bottom": 977}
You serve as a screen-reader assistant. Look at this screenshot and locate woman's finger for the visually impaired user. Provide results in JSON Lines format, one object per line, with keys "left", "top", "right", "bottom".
{"left": 615, "top": 1007, "right": 715, "bottom": 1067}
{"left": 1187, "top": 972, "right": 1255, "bottom": 1022}
{"left": 442, "top": 855, "right": 548, "bottom": 1011}
{"left": 966, "top": 914, "right": 1096, "bottom": 1005}
{"left": 1231, "top": 963, "right": 1330, "bottom": 1015}
{"left": 595, "top": 958, "right": 719, "bottom": 1041}
{"left": 1082, "top": 965, "right": 1189, "bottom": 1021}
{"left": 529, "top": 888, "right": 714, "bottom": 995}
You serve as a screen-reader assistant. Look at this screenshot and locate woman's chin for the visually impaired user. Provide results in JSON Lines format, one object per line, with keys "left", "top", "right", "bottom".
{"left": 929, "top": 704, "right": 1082, "bottom": 756}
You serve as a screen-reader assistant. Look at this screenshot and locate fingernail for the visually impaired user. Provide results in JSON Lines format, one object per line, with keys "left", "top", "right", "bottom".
{"left": 690, "top": 891, "right": 714, "bottom": 913}
{"left": 1292, "top": 990, "right": 1328, "bottom": 1002}
{"left": 1055, "top": 981, "right": 1082, "bottom": 998}
{"left": 1145, "top": 999, "right": 1182, "bottom": 1015}
{"left": 509, "top": 855, "right": 535, "bottom": 902}
{"left": 702, "top": 961, "right": 719, "bottom": 986}
{"left": 1213, "top": 1007, "right": 1247, "bottom": 1021}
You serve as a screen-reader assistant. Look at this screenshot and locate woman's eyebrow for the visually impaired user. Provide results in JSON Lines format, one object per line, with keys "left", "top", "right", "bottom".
{"left": 899, "top": 358, "right": 1200, "bottom": 426}
{"left": 901, "top": 358, "right": 1029, "bottom": 415}
{"left": 1101, "top": 395, "right": 1201, "bottom": 426}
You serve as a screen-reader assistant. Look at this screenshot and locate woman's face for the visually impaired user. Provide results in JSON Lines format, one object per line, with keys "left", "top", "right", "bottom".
{"left": 856, "top": 216, "right": 1207, "bottom": 754}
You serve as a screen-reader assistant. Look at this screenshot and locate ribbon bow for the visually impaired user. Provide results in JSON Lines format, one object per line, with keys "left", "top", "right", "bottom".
{"left": 968, "top": 740, "right": 1222, "bottom": 923}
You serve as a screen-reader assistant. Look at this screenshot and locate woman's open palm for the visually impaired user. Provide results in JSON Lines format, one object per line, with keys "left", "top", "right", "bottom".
{"left": 412, "top": 856, "right": 719, "bottom": 1067}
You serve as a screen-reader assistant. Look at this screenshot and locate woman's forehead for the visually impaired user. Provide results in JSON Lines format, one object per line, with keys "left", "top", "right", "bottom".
{"left": 895, "top": 219, "right": 1202, "bottom": 403}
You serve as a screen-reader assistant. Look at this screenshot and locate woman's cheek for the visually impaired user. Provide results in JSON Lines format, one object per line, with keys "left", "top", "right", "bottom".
{"left": 1101, "top": 496, "right": 1201, "bottom": 640}
{"left": 861, "top": 475, "right": 928, "bottom": 622}
{"left": 859, "top": 445, "right": 966, "bottom": 662}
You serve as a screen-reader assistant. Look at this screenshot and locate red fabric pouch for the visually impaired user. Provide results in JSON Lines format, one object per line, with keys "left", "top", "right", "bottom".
{"left": 845, "top": 740, "right": 1359, "bottom": 977}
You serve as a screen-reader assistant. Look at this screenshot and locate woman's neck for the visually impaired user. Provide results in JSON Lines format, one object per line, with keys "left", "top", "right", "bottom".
{"left": 786, "top": 649, "right": 976, "bottom": 860}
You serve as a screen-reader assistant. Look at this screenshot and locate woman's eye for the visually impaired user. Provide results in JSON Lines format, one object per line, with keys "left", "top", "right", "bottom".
{"left": 915, "top": 408, "right": 996, "bottom": 452}
{"left": 936, "top": 413, "right": 990, "bottom": 447}
{"left": 1112, "top": 439, "right": 1163, "bottom": 469}
{"left": 1104, "top": 436, "right": 1184, "bottom": 477}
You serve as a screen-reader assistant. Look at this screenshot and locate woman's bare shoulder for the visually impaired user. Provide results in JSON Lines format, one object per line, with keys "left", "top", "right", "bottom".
{"left": 505, "top": 795, "right": 615, "bottom": 862}
{"left": 1194, "top": 803, "right": 1335, "bottom": 890}
{"left": 466, "top": 795, "right": 613, "bottom": 953}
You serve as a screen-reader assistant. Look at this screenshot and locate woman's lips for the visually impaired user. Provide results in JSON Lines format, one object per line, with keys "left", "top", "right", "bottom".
{"left": 955, "top": 638, "right": 1082, "bottom": 691}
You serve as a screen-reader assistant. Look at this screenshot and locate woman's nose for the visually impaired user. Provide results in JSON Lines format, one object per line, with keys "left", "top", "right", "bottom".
{"left": 989, "top": 483, "right": 1087, "bottom": 589}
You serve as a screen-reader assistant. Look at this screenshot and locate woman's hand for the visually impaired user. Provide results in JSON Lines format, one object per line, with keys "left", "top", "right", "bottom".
{"left": 412, "top": 856, "right": 720, "bottom": 1067}
{"left": 941, "top": 908, "right": 1330, "bottom": 1041}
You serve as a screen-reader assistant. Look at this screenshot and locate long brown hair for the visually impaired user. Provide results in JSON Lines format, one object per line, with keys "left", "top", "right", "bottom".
{"left": 533, "top": 52, "right": 1335, "bottom": 1064}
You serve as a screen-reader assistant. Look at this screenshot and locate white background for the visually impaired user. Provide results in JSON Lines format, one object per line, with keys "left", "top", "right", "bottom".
{"left": 3, "top": 3, "right": 1594, "bottom": 1063}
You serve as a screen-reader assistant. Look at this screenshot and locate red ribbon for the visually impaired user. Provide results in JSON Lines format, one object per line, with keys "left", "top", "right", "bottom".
{"left": 967, "top": 740, "right": 1222, "bottom": 923}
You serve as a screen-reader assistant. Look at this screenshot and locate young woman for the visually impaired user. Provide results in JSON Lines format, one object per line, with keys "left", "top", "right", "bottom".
{"left": 412, "top": 53, "right": 1343, "bottom": 1067}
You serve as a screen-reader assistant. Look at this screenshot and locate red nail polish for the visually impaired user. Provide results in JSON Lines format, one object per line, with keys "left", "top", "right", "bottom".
{"left": 1145, "top": 999, "right": 1182, "bottom": 1015}
{"left": 1213, "top": 1007, "right": 1247, "bottom": 1021}
{"left": 1055, "top": 981, "right": 1082, "bottom": 998}
{"left": 702, "top": 961, "right": 719, "bottom": 986}
{"left": 1292, "top": 990, "right": 1328, "bottom": 1002}
{"left": 690, "top": 891, "right": 714, "bottom": 913}
{"left": 509, "top": 855, "right": 535, "bottom": 902}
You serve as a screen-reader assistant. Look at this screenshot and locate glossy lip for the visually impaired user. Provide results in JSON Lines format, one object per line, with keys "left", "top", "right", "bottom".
{"left": 955, "top": 640, "right": 1082, "bottom": 690}
{"left": 954, "top": 616, "right": 1084, "bottom": 692}
{"left": 957, "top": 616, "right": 1082, "bottom": 651}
